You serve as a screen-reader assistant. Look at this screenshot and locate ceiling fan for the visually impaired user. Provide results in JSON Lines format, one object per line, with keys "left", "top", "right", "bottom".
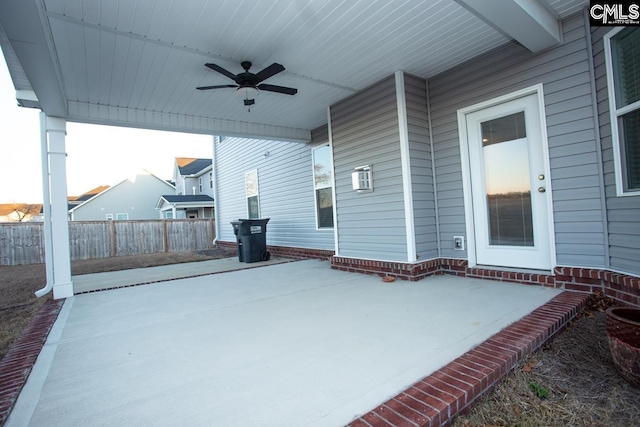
{"left": 197, "top": 61, "right": 298, "bottom": 108}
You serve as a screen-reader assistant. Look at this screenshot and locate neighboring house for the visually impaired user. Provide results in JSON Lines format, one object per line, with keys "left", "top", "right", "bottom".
{"left": 156, "top": 158, "right": 214, "bottom": 219}
{"left": 70, "top": 171, "right": 176, "bottom": 221}
{"left": 0, "top": 204, "right": 43, "bottom": 222}
{"left": 213, "top": 14, "right": 640, "bottom": 306}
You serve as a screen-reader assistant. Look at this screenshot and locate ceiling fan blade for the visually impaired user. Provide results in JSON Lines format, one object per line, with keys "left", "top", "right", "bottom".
{"left": 257, "top": 84, "right": 298, "bottom": 95}
{"left": 196, "top": 84, "right": 238, "bottom": 90}
{"left": 254, "top": 63, "right": 285, "bottom": 83}
{"left": 205, "top": 63, "right": 237, "bottom": 81}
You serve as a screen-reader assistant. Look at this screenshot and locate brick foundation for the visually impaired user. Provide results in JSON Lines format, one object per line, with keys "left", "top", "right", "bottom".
{"left": 0, "top": 299, "right": 64, "bottom": 425}
{"left": 216, "top": 240, "right": 334, "bottom": 260}
{"left": 331, "top": 256, "right": 640, "bottom": 308}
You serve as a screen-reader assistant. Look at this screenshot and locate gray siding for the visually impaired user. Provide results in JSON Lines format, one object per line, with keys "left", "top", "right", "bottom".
{"left": 428, "top": 13, "right": 608, "bottom": 266}
{"left": 71, "top": 173, "right": 175, "bottom": 221}
{"left": 405, "top": 74, "right": 438, "bottom": 260}
{"left": 215, "top": 127, "right": 334, "bottom": 250}
{"left": 592, "top": 25, "right": 640, "bottom": 275}
{"left": 330, "top": 75, "right": 408, "bottom": 261}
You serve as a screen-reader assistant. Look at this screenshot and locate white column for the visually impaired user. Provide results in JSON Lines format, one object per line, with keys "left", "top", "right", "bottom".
{"left": 46, "top": 116, "right": 74, "bottom": 299}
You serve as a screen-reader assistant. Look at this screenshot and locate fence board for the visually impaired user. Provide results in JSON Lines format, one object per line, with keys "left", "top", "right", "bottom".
{"left": 0, "top": 219, "right": 215, "bottom": 266}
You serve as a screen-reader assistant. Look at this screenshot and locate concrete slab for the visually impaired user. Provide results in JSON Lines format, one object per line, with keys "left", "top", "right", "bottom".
{"left": 72, "top": 256, "right": 292, "bottom": 293}
{"left": 9, "top": 260, "right": 562, "bottom": 427}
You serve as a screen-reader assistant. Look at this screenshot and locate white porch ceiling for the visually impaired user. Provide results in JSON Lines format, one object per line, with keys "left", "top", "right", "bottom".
{"left": 0, "top": 0, "right": 587, "bottom": 142}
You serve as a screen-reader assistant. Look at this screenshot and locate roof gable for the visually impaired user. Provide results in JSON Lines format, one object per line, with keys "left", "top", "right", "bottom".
{"left": 176, "top": 158, "right": 212, "bottom": 176}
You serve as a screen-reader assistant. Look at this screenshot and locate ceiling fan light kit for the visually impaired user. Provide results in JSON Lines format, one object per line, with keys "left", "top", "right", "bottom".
{"left": 197, "top": 61, "right": 297, "bottom": 110}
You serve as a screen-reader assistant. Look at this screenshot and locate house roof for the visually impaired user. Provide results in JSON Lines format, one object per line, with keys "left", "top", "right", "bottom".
{"left": 176, "top": 158, "right": 212, "bottom": 176}
{"left": 160, "top": 195, "right": 214, "bottom": 203}
{"left": 0, "top": 1, "right": 586, "bottom": 143}
{"left": 70, "top": 170, "right": 176, "bottom": 212}
{"left": 70, "top": 185, "right": 110, "bottom": 202}
{"left": 0, "top": 203, "right": 43, "bottom": 217}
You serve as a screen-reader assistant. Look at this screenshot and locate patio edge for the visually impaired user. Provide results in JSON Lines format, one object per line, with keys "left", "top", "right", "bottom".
{"left": 0, "top": 299, "right": 64, "bottom": 426}
{"left": 345, "top": 291, "right": 589, "bottom": 427}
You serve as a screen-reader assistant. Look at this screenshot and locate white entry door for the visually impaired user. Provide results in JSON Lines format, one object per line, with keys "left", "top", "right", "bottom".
{"left": 464, "top": 92, "right": 552, "bottom": 270}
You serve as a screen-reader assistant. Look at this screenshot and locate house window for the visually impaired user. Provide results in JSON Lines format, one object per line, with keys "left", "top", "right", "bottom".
{"left": 116, "top": 213, "right": 129, "bottom": 220}
{"left": 164, "top": 211, "right": 173, "bottom": 219}
{"left": 209, "top": 172, "right": 213, "bottom": 188}
{"left": 245, "top": 170, "right": 260, "bottom": 219}
{"left": 106, "top": 214, "right": 113, "bottom": 220}
{"left": 605, "top": 27, "right": 640, "bottom": 195}
{"left": 199, "top": 177, "right": 203, "bottom": 193}
{"left": 312, "top": 144, "right": 334, "bottom": 229}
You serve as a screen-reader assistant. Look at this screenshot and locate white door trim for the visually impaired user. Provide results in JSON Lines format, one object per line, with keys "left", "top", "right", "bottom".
{"left": 457, "top": 84, "right": 556, "bottom": 270}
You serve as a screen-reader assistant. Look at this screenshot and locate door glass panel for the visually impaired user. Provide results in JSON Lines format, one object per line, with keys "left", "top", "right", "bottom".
{"left": 481, "top": 112, "right": 534, "bottom": 247}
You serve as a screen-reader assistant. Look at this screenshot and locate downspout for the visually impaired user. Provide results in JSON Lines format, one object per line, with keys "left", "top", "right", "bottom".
{"left": 584, "top": 7, "right": 611, "bottom": 268}
{"left": 211, "top": 135, "right": 221, "bottom": 245}
{"left": 35, "top": 112, "right": 54, "bottom": 297}
{"left": 426, "top": 79, "right": 442, "bottom": 258}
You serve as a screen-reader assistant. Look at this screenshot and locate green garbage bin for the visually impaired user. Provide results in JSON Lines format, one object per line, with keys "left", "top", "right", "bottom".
{"left": 237, "top": 218, "right": 270, "bottom": 263}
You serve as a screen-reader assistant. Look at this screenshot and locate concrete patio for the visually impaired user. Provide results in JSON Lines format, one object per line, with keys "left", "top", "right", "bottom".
{"left": 6, "top": 259, "right": 580, "bottom": 426}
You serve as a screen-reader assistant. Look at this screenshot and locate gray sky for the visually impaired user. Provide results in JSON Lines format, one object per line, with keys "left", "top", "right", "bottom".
{"left": 0, "top": 49, "right": 213, "bottom": 204}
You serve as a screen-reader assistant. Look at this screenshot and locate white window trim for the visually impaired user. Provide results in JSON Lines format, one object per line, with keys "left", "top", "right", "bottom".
{"left": 604, "top": 26, "right": 640, "bottom": 197}
{"left": 106, "top": 214, "right": 113, "bottom": 220}
{"left": 312, "top": 143, "right": 334, "bottom": 230}
{"left": 245, "top": 169, "right": 260, "bottom": 219}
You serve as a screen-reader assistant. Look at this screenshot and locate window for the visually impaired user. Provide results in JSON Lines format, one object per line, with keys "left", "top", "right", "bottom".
{"left": 245, "top": 170, "right": 260, "bottom": 219}
{"left": 605, "top": 27, "right": 640, "bottom": 195}
{"left": 209, "top": 172, "right": 213, "bottom": 188}
{"left": 106, "top": 214, "right": 113, "bottom": 220}
{"left": 116, "top": 213, "right": 129, "bottom": 220}
{"left": 164, "top": 211, "right": 173, "bottom": 219}
{"left": 312, "top": 144, "right": 334, "bottom": 228}
{"left": 199, "top": 177, "right": 203, "bottom": 193}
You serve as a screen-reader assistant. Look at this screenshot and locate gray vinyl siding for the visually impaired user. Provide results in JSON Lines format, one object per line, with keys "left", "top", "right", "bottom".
{"left": 405, "top": 74, "right": 438, "bottom": 260}
{"left": 71, "top": 173, "right": 175, "bottom": 220}
{"left": 591, "top": 25, "right": 640, "bottom": 276}
{"left": 214, "top": 127, "right": 334, "bottom": 250}
{"left": 428, "top": 13, "right": 608, "bottom": 267}
{"left": 330, "top": 75, "right": 408, "bottom": 261}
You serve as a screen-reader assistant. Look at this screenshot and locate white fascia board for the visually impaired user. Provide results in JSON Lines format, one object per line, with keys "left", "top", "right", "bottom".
{"left": 0, "top": 0, "right": 67, "bottom": 116}
{"left": 455, "top": 0, "right": 561, "bottom": 52}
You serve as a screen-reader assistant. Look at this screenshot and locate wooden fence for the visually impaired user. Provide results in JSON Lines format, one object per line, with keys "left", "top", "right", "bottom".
{"left": 0, "top": 219, "right": 216, "bottom": 266}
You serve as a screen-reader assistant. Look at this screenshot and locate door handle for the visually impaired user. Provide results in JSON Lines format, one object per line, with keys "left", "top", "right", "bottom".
{"left": 538, "top": 187, "right": 546, "bottom": 193}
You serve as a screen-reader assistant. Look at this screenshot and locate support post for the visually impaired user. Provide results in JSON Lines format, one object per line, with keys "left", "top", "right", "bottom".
{"left": 47, "top": 116, "right": 73, "bottom": 299}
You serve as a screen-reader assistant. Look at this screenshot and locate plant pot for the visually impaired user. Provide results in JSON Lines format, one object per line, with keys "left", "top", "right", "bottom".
{"left": 606, "top": 307, "right": 640, "bottom": 388}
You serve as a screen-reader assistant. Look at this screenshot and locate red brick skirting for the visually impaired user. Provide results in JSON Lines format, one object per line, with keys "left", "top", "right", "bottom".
{"left": 0, "top": 299, "right": 64, "bottom": 425}
{"left": 331, "top": 257, "right": 640, "bottom": 308}
{"left": 216, "top": 240, "right": 334, "bottom": 260}
{"left": 346, "top": 291, "right": 589, "bottom": 427}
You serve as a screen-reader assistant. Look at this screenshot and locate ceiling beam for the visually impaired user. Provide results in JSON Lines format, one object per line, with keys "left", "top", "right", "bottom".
{"left": 67, "top": 102, "right": 312, "bottom": 143}
{"left": 0, "top": 0, "right": 67, "bottom": 116}
{"left": 455, "top": 0, "right": 561, "bottom": 52}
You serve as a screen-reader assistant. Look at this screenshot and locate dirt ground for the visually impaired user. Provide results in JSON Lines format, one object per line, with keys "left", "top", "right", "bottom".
{"left": 0, "top": 248, "right": 235, "bottom": 360}
{"left": 452, "top": 294, "right": 640, "bottom": 427}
